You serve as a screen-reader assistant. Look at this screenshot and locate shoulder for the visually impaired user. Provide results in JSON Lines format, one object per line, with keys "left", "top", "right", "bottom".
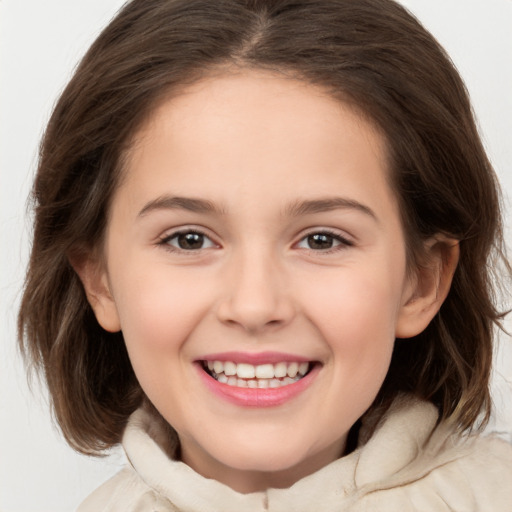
{"left": 353, "top": 397, "right": 512, "bottom": 511}
{"left": 401, "top": 430, "right": 512, "bottom": 511}
{"left": 426, "top": 433, "right": 512, "bottom": 509}
{"left": 384, "top": 433, "right": 512, "bottom": 512}
{"left": 76, "top": 466, "right": 176, "bottom": 512}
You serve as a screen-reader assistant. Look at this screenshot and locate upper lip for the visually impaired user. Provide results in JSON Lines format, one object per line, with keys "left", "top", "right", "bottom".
{"left": 196, "top": 351, "right": 314, "bottom": 365}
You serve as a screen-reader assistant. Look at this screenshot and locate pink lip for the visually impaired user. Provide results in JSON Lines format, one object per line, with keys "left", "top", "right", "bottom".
{"left": 195, "top": 361, "right": 319, "bottom": 408}
{"left": 197, "top": 351, "right": 311, "bottom": 365}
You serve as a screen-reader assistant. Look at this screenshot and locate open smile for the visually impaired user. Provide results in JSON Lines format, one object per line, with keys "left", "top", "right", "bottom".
{"left": 202, "top": 360, "right": 311, "bottom": 389}
{"left": 196, "top": 354, "right": 320, "bottom": 407}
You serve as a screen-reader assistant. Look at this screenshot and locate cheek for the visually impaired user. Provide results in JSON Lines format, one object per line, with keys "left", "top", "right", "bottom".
{"left": 111, "top": 267, "right": 210, "bottom": 357}
{"left": 300, "top": 260, "right": 405, "bottom": 393}
{"left": 305, "top": 268, "right": 403, "bottom": 343}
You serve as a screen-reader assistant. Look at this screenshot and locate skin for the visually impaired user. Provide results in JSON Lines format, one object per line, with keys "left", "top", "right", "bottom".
{"left": 78, "top": 70, "right": 457, "bottom": 493}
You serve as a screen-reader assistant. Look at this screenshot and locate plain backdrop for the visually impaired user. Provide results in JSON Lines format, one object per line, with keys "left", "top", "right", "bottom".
{"left": 1, "top": 1, "right": 511, "bottom": 511}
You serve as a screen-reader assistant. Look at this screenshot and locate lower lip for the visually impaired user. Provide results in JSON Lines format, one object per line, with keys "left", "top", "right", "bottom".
{"left": 196, "top": 364, "right": 319, "bottom": 407}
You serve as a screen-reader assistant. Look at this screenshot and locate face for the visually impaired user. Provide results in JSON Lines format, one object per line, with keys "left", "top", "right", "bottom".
{"left": 87, "top": 71, "right": 428, "bottom": 493}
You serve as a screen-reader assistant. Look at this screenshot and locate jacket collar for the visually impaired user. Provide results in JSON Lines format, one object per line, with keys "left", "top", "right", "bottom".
{"left": 122, "top": 395, "right": 442, "bottom": 512}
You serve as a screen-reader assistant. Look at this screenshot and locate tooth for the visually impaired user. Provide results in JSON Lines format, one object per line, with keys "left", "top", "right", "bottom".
{"left": 298, "top": 362, "right": 309, "bottom": 376}
{"left": 236, "top": 363, "right": 256, "bottom": 379}
{"left": 287, "top": 362, "right": 298, "bottom": 378}
{"left": 210, "top": 360, "right": 310, "bottom": 386}
{"left": 274, "top": 362, "right": 287, "bottom": 378}
{"left": 224, "top": 361, "right": 237, "bottom": 376}
{"left": 255, "top": 364, "right": 274, "bottom": 379}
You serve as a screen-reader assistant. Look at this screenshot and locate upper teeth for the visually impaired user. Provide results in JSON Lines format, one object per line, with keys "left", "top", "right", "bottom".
{"left": 206, "top": 360, "right": 309, "bottom": 380}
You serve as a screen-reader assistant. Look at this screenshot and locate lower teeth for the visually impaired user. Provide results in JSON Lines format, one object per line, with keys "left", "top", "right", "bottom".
{"left": 210, "top": 371, "right": 301, "bottom": 389}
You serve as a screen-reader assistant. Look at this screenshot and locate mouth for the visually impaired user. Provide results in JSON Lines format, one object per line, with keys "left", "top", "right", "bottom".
{"left": 201, "top": 360, "right": 314, "bottom": 389}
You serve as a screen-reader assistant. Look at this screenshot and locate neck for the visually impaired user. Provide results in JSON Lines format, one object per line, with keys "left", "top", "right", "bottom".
{"left": 180, "top": 436, "right": 348, "bottom": 494}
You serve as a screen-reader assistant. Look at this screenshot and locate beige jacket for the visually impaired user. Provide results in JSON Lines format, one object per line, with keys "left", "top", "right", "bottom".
{"left": 78, "top": 396, "right": 512, "bottom": 511}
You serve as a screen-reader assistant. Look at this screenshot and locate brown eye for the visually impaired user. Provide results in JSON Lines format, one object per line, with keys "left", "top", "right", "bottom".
{"left": 297, "top": 231, "right": 352, "bottom": 251}
{"left": 165, "top": 231, "right": 215, "bottom": 251}
{"left": 306, "top": 233, "right": 336, "bottom": 250}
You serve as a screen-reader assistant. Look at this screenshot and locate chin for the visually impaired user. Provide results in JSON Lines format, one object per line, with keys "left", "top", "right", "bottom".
{"left": 208, "top": 432, "right": 339, "bottom": 477}
{"left": 211, "top": 442, "right": 339, "bottom": 493}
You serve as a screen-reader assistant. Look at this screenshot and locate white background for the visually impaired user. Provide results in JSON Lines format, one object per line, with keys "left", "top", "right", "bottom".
{"left": 1, "top": 1, "right": 511, "bottom": 511}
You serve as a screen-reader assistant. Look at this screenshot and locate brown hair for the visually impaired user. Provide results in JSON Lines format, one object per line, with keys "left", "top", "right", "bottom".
{"left": 18, "top": 0, "right": 508, "bottom": 454}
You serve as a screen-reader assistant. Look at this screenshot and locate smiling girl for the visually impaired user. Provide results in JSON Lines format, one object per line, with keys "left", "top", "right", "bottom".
{"left": 18, "top": 0, "right": 512, "bottom": 510}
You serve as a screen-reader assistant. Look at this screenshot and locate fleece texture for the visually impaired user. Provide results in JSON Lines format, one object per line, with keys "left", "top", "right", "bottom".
{"left": 78, "top": 396, "right": 512, "bottom": 512}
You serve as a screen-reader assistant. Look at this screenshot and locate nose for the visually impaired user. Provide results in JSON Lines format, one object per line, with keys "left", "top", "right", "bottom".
{"left": 216, "top": 248, "right": 296, "bottom": 334}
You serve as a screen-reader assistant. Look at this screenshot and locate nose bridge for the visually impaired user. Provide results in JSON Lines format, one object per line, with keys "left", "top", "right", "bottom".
{"left": 217, "top": 242, "right": 294, "bottom": 332}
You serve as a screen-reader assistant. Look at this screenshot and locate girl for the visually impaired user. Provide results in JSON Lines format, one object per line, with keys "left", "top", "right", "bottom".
{"left": 17, "top": 0, "right": 512, "bottom": 510}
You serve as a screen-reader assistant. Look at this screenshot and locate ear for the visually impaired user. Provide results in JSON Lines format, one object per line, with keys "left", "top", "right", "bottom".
{"left": 69, "top": 253, "right": 121, "bottom": 333}
{"left": 395, "top": 237, "right": 459, "bottom": 339}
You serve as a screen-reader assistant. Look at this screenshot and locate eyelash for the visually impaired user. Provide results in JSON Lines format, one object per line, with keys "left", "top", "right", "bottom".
{"left": 296, "top": 229, "right": 354, "bottom": 254}
{"left": 157, "top": 228, "right": 354, "bottom": 254}
{"left": 158, "top": 228, "right": 216, "bottom": 253}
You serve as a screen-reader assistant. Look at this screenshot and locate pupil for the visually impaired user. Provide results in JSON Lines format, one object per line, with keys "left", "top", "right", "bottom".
{"left": 178, "top": 232, "right": 204, "bottom": 250}
{"left": 308, "top": 233, "right": 333, "bottom": 249}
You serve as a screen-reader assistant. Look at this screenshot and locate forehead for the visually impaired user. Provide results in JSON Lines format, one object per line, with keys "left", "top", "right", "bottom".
{"left": 117, "top": 70, "right": 396, "bottom": 218}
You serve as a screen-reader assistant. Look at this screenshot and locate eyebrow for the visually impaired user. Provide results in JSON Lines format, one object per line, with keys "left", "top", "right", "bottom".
{"left": 138, "top": 194, "right": 377, "bottom": 221}
{"left": 138, "top": 195, "right": 224, "bottom": 217}
{"left": 285, "top": 197, "right": 377, "bottom": 221}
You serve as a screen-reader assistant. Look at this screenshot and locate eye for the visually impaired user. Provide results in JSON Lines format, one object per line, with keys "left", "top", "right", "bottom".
{"left": 161, "top": 230, "right": 216, "bottom": 251}
{"left": 296, "top": 231, "right": 352, "bottom": 251}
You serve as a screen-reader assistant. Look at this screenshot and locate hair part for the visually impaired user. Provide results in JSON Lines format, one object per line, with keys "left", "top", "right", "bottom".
{"left": 19, "top": 0, "right": 509, "bottom": 454}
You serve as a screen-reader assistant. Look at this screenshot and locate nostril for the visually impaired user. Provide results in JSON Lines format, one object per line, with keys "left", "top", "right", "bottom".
{"left": 217, "top": 302, "right": 294, "bottom": 333}
{"left": 215, "top": 265, "right": 296, "bottom": 332}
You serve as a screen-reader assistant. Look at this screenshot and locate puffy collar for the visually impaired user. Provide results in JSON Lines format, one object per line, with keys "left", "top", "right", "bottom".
{"left": 122, "top": 396, "right": 444, "bottom": 512}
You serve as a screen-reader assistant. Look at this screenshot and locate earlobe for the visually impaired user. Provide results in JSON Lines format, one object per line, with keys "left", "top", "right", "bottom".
{"left": 395, "top": 237, "right": 459, "bottom": 339}
{"left": 69, "top": 253, "right": 121, "bottom": 333}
